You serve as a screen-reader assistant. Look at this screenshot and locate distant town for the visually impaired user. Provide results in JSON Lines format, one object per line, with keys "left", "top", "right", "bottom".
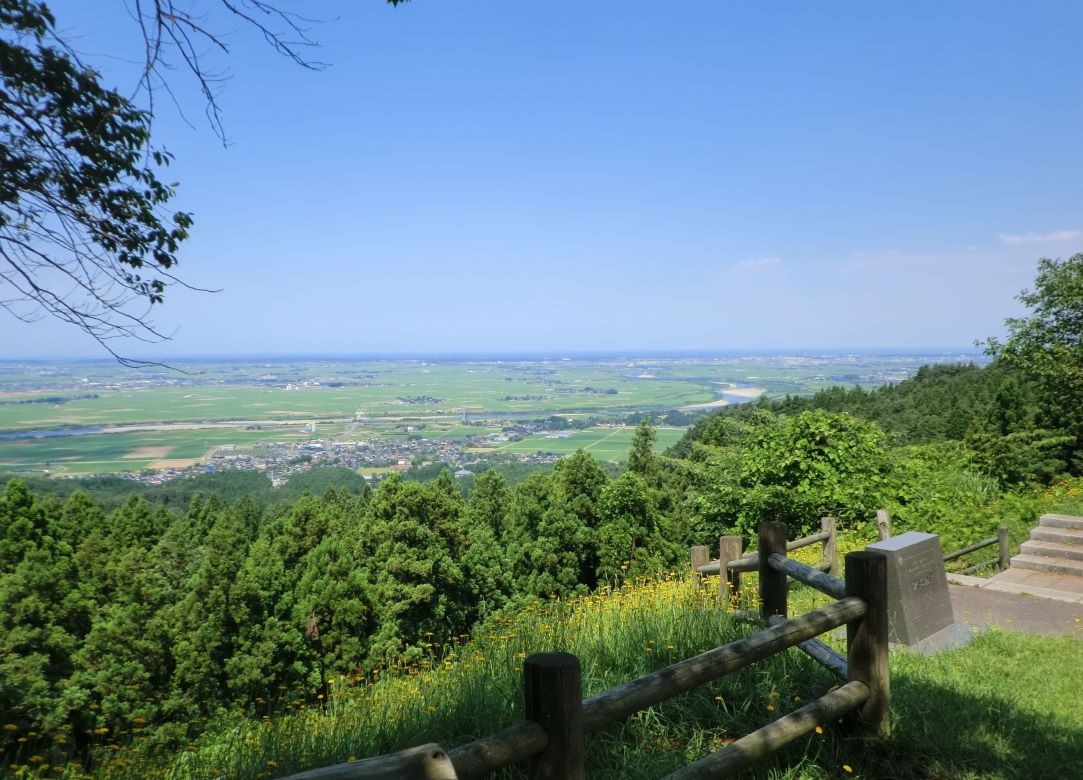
{"left": 131, "top": 419, "right": 569, "bottom": 487}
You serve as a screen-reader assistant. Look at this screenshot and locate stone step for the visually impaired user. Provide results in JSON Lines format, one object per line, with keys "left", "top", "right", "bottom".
{"left": 1009, "top": 554, "right": 1083, "bottom": 577}
{"left": 1030, "top": 526, "right": 1083, "bottom": 545}
{"left": 1019, "top": 539, "right": 1083, "bottom": 562}
{"left": 1039, "top": 513, "right": 1083, "bottom": 531}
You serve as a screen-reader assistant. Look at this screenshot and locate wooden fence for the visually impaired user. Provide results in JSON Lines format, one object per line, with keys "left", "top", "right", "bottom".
{"left": 875, "top": 509, "right": 1011, "bottom": 574}
{"left": 281, "top": 521, "right": 888, "bottom": 780}
{"left": 942, "top": 527, "right": 1011, "bottom": 574}
{"left": 691, "top": 515, "right": 839, "bottom": 606}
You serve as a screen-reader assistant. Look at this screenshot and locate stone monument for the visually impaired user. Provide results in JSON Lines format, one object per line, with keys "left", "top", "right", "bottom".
{"left": 867, "top": 531, "right": 972, "bottom": 653}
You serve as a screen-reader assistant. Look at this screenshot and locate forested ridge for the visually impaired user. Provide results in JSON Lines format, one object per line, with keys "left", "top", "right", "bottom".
{"left": 673, "top": 360, "right": 1074, "bottom": 485}
{"left": 672, "top": 362, "right": 1002, "bottom": 452}
{"left": 3, "top": 253, "right": 1083, "bottom": 775}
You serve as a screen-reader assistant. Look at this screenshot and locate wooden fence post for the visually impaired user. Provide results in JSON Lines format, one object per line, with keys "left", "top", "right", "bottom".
{"left": 998, "top": 525, "right": 1011, "bottom": 570}
{"left": 875, "top": 509, "right": 892, "bottom": 541}
{"left": 524, "top": 653, "right": 585, "bottom": 780}
{"left": 690, "top": 545, "right": 709, "bottom": 588}
{"left": 719, "top": 535, "right": 743, "bottom": 606}
{"left": 820, "top": 516, "right": 838, "bottom": 578}
{"left": 758, "top": 521, "right": 788, "bottom": 620}
{"left": 844, "top": 551, "right": 890, "bottom": 737}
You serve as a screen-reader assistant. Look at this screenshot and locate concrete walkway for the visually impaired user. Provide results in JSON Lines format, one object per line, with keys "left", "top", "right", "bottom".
{"left": 949, "top": 567, "right": 1083, "bottom": 604}
{"left": 948, "top": 582, "right": 1083, "bottom": 640}
{"left": 941, "top": 513, "right": 1083, "bottom": 640}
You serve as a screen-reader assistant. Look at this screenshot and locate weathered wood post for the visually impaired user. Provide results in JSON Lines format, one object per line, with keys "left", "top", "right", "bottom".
{"left": 998, "top": 525, "right": 1011, "bottom": 571}
{"left": 719, "top": 535, "right": 743, "bottom": 606}
{"left": 821, "top": 516, "right": 838, "bottom": 577}
{"left": 690, "top": 545, "right": 709, "bottom": 588}
{"left": 844, "top": 551, "right": 890, "bottom": 737}
{"left": 758, "top": 521, "right": 788, "bottom": 620}
{"left": 875, "top": 509, "right": 892, "bottom": 541}
{"left": 523, "top": 652, "right": 585, "bottom": 780}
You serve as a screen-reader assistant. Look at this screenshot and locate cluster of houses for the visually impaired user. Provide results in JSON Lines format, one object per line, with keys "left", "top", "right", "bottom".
{"left": 112, "top": 419, "right": 566, "bottom": 487}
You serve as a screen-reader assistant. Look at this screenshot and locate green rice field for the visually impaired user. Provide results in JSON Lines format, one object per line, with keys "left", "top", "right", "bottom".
{"left": 0, "top": 362, "right": 717, "bottom": 432}
{"left": 0, "top": 427, "right": 314, "bottom": 475}
{"left": 493, "top": 425, "right": 687, "bottom": 462}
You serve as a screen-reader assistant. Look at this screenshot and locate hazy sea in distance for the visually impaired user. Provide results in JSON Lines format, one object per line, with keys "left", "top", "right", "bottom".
{"left": 0, "top": 347, "right": 988, "bottom": 365}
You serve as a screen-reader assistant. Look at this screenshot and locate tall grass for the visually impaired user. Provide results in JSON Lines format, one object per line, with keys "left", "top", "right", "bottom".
{"left": 156, "top": 573, "right": 839, "bottom": 779}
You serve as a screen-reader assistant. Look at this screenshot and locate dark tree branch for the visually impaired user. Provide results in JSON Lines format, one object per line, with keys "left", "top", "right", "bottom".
{"left": 0, "top": 0, "right": 408, "bottom": 367}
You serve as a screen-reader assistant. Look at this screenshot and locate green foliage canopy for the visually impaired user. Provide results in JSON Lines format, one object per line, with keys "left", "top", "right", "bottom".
{"left": 986, "top": 253, "right": 1083, "bottom": 471}
{"left": 0, "top": 0, "right": 191, "bottom": 360}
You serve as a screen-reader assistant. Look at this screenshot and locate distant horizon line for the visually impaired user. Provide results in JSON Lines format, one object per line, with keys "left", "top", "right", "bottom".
{"left": 0, "top": 347, "right": 988, "bottom": 363}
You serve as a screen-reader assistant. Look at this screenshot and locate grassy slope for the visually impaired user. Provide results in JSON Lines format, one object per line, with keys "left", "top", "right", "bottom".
{"left": 38, "top": 569, "right": 1081, "bottom": 780}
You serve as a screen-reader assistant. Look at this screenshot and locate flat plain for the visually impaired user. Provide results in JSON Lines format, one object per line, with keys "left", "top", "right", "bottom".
{"left": 0, "top": 353, "right": 984, "bottom": 475}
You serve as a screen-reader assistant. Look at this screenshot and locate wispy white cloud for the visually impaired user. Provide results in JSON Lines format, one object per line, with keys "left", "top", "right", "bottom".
{"left": 999, "top": 229, "right": 1081, "bottom": 246}
{"left": 731, "top": 256, "right": 782, "bottom": 271}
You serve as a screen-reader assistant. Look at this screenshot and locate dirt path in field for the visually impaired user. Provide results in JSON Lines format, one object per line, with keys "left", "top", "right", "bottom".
{"left": 584, "top": 426, "right": 627, "bottom": 451}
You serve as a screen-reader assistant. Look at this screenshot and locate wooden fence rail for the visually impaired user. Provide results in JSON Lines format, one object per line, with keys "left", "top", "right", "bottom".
{"left": 768, "top": 553, "right": 848, "bottom": 600}
{"left": 693, "top": 516, "right": 838, "bottom": 606}
{"left": 942, "top": 526, "right": 1011, "bottom": 573}
{"left": 281, "top": 521, "right": 887, "bottom": 780}
{"left": 875, "top": 509, "right": 1011, "bottom": 575}
{"left": 695, "top": 519, "right": 838, "bottom": 575}
{"left": 665, "top": 681, "right": 870, "bottom": 780}
{"left": 765, "top": 615, "right": 848, "bottom": 678}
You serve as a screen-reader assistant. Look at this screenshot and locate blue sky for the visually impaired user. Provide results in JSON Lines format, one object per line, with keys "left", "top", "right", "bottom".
{"left": 7, "top": 1, "right": 1083, "bottom": 358}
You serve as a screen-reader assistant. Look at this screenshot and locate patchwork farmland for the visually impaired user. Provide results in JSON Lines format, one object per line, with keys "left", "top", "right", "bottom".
{"left": 0, "top": 353, "right": 980, "bottom": 476}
